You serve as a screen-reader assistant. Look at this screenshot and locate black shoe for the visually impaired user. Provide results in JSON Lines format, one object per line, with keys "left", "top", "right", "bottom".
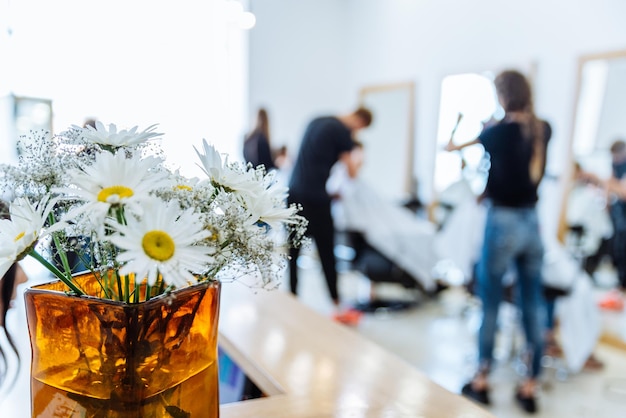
{"left": 461, "top": 382, "right": 490, "bottom": 405}
{"left": 515, "top": 389, "right": 537, "bottom": 414}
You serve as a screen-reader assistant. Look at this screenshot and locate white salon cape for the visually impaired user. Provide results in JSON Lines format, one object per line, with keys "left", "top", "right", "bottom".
{"left": 328, "top": 166, "right": 438, "bottom": 292}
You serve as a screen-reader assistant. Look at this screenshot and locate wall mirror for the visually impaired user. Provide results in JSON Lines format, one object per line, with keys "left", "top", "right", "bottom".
{"left": 357, "top": 82, "right": 415, "bottom": 203}
{"left": 430, "top": 65, "right": 536, "bottom": 226}
{"left": 560, "top": 49, "right": 626, "bottom": 347}
{"left": 569, "top": 50, "right": 626, "bottom": 178}
{"left": 433, "top": 72, "right": 499, "bottom": 200}
{"left": 558, "top": 50, "right": 626, "bottom": 242}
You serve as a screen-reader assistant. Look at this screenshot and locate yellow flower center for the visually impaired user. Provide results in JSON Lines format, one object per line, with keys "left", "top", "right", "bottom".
{"left": 175, "top": 184, "right": 193, "bottom": 191}
{"left": 207, "top": 226, "right": 218, "bottom": 242}
{"left": 97, "top": 185, "right": 134, "bottom": 202}
{"left": 142, "top": 230, "right": 175, "bottom": 261}
{"left": 14, "top": 231, "right": 25, "bottom": 242}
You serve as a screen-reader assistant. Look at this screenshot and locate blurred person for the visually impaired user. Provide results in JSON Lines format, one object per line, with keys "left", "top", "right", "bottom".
{"left": 288, "top": 106, "right": 372, "bottom": 324}
{"left": 566, "top": 161, "right": 614, "bottom": 274}
{"left": 577, "top": 139, "right": 626, "bottom": 310}
{"left": 0, "top": 201, "right": 29, "bottom": 391}
{"left": 272, "top": 145, "right": 292, "bottom": 188}
{"left": 243, "top": 107, "right": 276, "bottom": 171}
{"left": 327, "top": 141, "right": 439, "bottom": 295}
{"left": 604, "top": 139, "right": 626, "bottom": 307}
{"left": 273, "top": 145, "right": 290, "bottom": 170}
{"left": 447, "top": 70, "right": 552, "bottom": 414}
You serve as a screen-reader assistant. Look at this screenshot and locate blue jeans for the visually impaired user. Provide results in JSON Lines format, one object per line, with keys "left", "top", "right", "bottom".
{"left": 476, "top": 205, "right": 546, "bottom": 378}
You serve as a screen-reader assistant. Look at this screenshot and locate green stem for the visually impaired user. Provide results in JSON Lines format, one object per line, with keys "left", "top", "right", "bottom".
{"left": 115, "top": 270, "right": 124, "bottom": 302}
{"left": 94, "top": 240, "right": 112, "bottom": 299}
{"left": 124, "top": 274, "right": 130, "bottom": 303}
{"left": 115, "top": 206, "right": 127, "bottom": 226}
{"left": 47, "top": 213, "right": 72, "bottom": 278}
{"left": 29, "top": 250, "right": 85, "bottom": 296}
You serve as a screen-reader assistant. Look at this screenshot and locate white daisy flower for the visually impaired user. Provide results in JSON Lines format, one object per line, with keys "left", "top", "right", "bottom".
{"left": 0, "top": 123, "right": 309, "bottom": 300}
{"left": 75, "top": 121, "right": 162, "bottom": 147}
{"left": 235, "top": 169, "right": 298, "bottom": 230}
{"left": 240, "top": 191, "right": 299, "bottom": 231}
{"left": 194, "top": 139, "right": 259, "bottom": 195}
{"left": 108, "top": 199, "right": 216, "bottom": 288}
{"left": 168, "top": 170, "right": 201, "bottom": 193}
{"left": 55, "top": 151, "right": 168, "bottom": 228}
{"left": 0, "top": 196, "right": 63, "bottom": 278}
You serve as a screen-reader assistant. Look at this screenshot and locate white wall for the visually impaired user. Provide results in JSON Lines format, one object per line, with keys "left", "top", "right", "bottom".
{"left": 248, "top": 0, "right": 626, "bottom": 232}
{"left": 247, "top": 0, "right": 352, "bottom": 149}
{"left": 0, "top": 0, "right": 249, "bottom": 179}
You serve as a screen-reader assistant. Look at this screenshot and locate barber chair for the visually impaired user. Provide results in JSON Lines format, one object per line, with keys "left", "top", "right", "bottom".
{"left": 337, "top": 230, "right": 428, "bottom": 313}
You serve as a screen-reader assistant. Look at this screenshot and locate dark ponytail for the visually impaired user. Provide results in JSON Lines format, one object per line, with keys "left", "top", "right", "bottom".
{"left": 494, "top": 70, "right": 545, "bottom": 184}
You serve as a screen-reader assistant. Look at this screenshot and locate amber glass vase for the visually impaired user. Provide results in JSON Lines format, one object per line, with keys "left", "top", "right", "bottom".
{"left": 24, "top": 273, "right": 221, "bottom": 418}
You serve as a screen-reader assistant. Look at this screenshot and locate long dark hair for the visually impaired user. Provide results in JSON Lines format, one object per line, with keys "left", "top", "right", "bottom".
{"left": 495, "top": 70, "right": 545, "bottom": 184}
{"left": 246, "top": 108, "right": 270, "bottom": 144}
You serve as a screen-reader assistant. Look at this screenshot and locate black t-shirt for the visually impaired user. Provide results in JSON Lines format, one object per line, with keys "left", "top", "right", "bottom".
{"left": 243, "top": 131, "right": 275, "bottom": 170}
{"left": 613, "top": 160, "right": 626, "bottom": 180}
{"left": 611, "top": 161, "right": 626, "bottom": 210}
{"left": 479, "top": 120, "right": 552, "bottom": 207}
{"left": 289, "top": 116, "right": 354, "bottom": 202}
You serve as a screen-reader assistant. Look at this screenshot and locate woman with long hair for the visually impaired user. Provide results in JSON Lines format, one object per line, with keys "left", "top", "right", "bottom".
{"left": 243, "top": 107, "right": 276, "bottom": 170}
{"left": 447, "top": 70, "right": 551, "bottom": 413}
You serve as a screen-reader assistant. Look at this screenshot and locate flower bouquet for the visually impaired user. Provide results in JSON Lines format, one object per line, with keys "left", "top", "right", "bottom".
{"left": 0, "top": 122, "right": 306, "bottom": 417}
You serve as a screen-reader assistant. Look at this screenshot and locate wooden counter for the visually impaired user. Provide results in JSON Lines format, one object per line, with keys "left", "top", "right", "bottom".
{"left": 218, "top": 284, "right": 494, "bottom": 417}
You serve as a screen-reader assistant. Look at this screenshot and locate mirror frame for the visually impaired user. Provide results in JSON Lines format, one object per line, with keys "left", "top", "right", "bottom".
{"left": 557, "top": 49, "right": 626, "bottom": 242}
{"left": 357, "top": 81, "right": 416, "bottom": 201}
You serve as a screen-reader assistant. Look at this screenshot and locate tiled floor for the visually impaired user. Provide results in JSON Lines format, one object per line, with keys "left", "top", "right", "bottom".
{"left": 2, "top": 254, "right": 626, "bottom": 417}
{"left": 292, "top": 252, "right": 626, "bottom": 418}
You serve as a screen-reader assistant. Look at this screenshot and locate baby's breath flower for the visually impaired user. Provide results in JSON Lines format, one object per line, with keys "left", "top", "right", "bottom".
{"left": 0, "top": 124, "right": 308, "bottom": 301}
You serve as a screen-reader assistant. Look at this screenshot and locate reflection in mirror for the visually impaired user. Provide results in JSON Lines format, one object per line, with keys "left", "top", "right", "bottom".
{"left": 571, "top": 50, "right": 626, "bottom": 179}
{"left": 357, "top": 82, "right": 415, "bottom": 203}
{"left": 433, "top": 72, "right": 500, "bottom": 197}
{"left": 558, "top": 50, "right": 626, "bottom": 254}
{"left": 559, "top": 50, "right": 626, "bottom": 349}
{"left": 430, "top": 72, "right": 500, "bottom": 226}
